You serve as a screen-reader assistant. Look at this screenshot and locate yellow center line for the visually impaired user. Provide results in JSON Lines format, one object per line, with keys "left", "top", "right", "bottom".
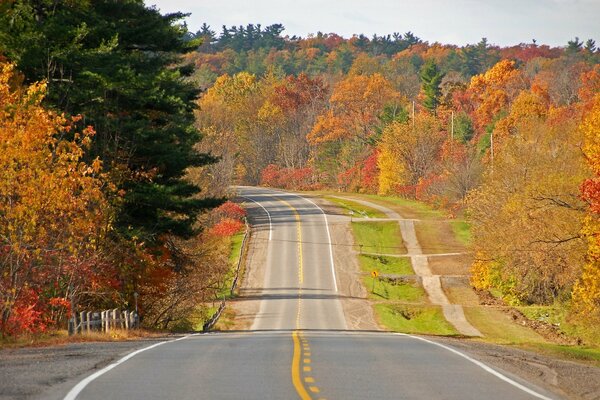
{"left": 292, "top": 331, "right": 311, "bottom": 400}
{"left": 276, "top": 196, "right": 325, "bottom": 400}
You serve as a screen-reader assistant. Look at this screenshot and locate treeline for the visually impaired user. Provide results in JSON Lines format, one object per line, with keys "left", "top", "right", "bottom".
{"left": 186, "top": 23, "right": 599, "bottom": 89}
{"left": 0, "top": 1, "right": 235, "bottom": 336}
{"left": 195, "top": 24, "right": 600, "bottom": 330}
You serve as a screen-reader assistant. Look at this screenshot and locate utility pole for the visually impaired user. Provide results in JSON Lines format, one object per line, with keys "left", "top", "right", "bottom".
{"left": 490, "top": 130, "right": 494, "bottom": 174}
{"left": 451, "top": 110, "right": 454, "bottom": 141}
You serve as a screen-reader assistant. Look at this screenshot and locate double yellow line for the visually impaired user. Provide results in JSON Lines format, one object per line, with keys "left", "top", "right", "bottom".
{"left": 276, "top": 198, "right": 324, "bottom": 400}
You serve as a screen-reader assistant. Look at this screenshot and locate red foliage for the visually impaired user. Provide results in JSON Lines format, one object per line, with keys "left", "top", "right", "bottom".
{"left": 581, "top": 178, "right": 600, "bottom": 214}
{"left": 360, "top": 150, "right": 379, "bottom": 193}
{"left": 0, "top": 288, "right": 46, "bottom": 335}
{"left": 260, "top": 164, "right": 318, "bottom": 190}
{"left": 216, "top": 201, "right": 247, "bottom": 220}
{"left": 261, "top": 164, "right": 281, "bottom": 187}
{"left": 210, "top": 218, "right": 245, "bottom": 237}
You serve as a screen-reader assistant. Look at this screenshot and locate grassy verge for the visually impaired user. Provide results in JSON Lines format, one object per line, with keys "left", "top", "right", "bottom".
{"left": 0, "top": 329, "right": 167, "bottom": 349}
{"left": 324, "top": 196, "right": 386, "bottom": 218}
{"left": 196, "top": 228, "right": 247, "bottom": 331}
{"left": 366, "top": 277, "right": 427, "bottom": 303}
{"left": 358, "top": 254, "right": 413, "bottom": 275}
{"left": 352, "top": 221, "right": 406, "bottom": 254}
{"left": 450, "top": 219, "right": 471, "bottom": 246}
{"left": 374, "top": 303, "right": 459, "bottom": 335}
{"left": 518, "top": 305, "right": 600, "bottom": 347}
{"left": 360, "top": 194, "right": 444, "bottom": 220}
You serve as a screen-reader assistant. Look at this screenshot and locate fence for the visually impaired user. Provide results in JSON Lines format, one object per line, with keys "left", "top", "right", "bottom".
{"left": 203, "top": 217, "right": 250, "bottom": 332}
{"left": 68, "top": 309, "right": 139, "bottom": 335}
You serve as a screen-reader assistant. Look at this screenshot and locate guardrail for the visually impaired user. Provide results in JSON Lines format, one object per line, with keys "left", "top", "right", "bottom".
{"left": 203, "top": 217, "right": 250, "bottom": 332}
{"left": 68, "top": 309, "right": 139, "bottom": 335}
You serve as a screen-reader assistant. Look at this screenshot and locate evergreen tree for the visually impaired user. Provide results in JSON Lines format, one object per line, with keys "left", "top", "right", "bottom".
{"left": 419, "top": 60, "right": 444, "bottom": 113}
{"left": 0, "top": 0, "right": 219, "bottom": 243}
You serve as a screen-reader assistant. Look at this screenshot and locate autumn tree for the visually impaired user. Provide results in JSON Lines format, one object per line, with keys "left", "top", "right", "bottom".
{"left": 0, "top": 63, "right": 111, "bottom": 336}
{"left": 468, "top": 112, "right": 588, "bottom": 304}
{"left": 377, "top": 112, "right": 446, "bottom": 194}
{"left": 572, "top": 94, "right": 600, "bottom": 322}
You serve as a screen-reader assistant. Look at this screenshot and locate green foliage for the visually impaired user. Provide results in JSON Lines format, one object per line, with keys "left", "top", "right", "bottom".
{"left": 0, "top": 0, "right": 219, "bottom": 243}
{"left": 452, "top": 112, "right": 475, "bottom": 142}
{"left": 419, "top": 60, "right": 444, "bottom": 112}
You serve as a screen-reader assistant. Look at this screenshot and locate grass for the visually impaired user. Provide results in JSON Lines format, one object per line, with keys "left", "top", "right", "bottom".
{"left": 0, "top": 329, "right": 167, "bottom": 349}
{"left": 324, "top": 196, "right": 386, "bottom": 218}
{"left": 366, "top": 276, "right": 426, "bottom": 303}
{"left": 351, "top": 221, "right": 406, "bottom": 254}
{"left": 358, "top": 254, "right": 413, "bottom": 275}
{"left": 517, "top": 305, "right": 600, "bottom": 347}
{"left": 375, "top": 303, "right": 459, "bottom": 335}
{"left": 361, "top": 194, "right": 444, "bottom": 220}
{"left": 450, "top": 219, "right": 472, "bottom": 246}
{"left": 462, "top": 306, "right": 547, "bottom": 345}
{"left": 532, "top": 343, "right": 600, "bottom": 366}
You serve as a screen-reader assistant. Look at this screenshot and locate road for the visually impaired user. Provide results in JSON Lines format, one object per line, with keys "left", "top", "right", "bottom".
{"left": 57, "top": 186, "right": 560, "bottom": 400}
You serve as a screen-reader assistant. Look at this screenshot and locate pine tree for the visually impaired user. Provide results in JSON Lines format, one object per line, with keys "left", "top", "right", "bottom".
{"left": 419, "top": 60, "right": 444, "bottom": 113}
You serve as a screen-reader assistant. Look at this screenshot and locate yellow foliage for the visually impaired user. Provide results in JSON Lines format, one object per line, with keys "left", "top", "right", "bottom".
{"left": 308, "top": 73, "right": 401, "bottom": 144}
{"left": 494, "top": 90, "right": 548, "bottom": 137}
{"left": 572, "top": 95, "right": 600, "bottom": 321}
{"left": 377, "top": 133, "right": 406, "bottom": 195}
{"left": 469, "top": 59, "right": 523, "bottom": 128}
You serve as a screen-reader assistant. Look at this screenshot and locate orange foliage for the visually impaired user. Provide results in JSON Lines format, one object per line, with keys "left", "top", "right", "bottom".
{"left": 572, "top": 94, "right": 600, "bottom": 321}
{"left": 308, "top": 73, "right": 400, "bottom": 144}
{"left": 0, "top": 63, "right": 111, "bottom": 335}
{"left": 468, "top": 59, "right": 523, "bottom": 129}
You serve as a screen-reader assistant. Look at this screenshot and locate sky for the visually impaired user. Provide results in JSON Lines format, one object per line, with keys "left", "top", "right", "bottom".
{"left": 146, "top": 0, "right": 600, "bottom": 47}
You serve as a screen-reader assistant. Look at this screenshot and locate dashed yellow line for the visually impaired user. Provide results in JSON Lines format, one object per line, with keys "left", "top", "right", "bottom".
{"left": 277, "top": 197, "right": 326, "bottom": 400}
{"left": 291, "top": 331, "right": 312, "bottom": 400}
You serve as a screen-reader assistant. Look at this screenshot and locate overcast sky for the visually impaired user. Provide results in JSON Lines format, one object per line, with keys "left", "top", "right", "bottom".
{"left": 147, "top": 0, "right": 599, "bottom": 47}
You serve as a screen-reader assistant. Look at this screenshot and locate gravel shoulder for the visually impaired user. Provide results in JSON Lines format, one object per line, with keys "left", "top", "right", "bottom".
{"left": 435, "top": 337, "right": 600, "bottom": 400}
{"left": 0, "top": 338, "right": 171, "bottom": 400}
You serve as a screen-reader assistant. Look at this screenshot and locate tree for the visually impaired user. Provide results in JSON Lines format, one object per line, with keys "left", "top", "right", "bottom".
{"left": 468, "top": 113, "right": 588, "bottom": 304}
{"left": 572, "top": 94, "right": 600, "bottom": 322}
{"left": 377, "top": 112, "right": 445, "bottom": 192}
{"left": 308, "top": 73, "right": 401, "bottom": 144}
{"left": 0, "top": 0, "right": 218, "bottom": 244}
{"left": 0, "top": 63, "right": 111, "bottom": 335}
{"left": 419, "top": 60, "right": 444, "bottom": 113}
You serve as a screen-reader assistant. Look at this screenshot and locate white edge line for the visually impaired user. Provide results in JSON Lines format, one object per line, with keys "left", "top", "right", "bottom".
{"left": 241, "top": 196, "right": 272, "bottom": 241}
{"left": 394, "top": 333, "right": 555, "bottom": 400}
{"left": 283, "top": 192, "right": 338, "bottom": 293}
{"left": 63, "top": 335, "right": 197, "bottom": 400}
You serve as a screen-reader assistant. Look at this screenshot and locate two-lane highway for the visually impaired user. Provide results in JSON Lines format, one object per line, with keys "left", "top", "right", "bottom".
{"left": 58, "top": 186, "right": 561, "bottom": 400}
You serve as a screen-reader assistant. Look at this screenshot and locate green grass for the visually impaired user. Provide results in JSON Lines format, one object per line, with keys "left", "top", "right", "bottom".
{"left": 324, "top": 196, "right": 386, "bottom": 218}
{"left": 533, "top": 343, "right": 600, "bottom": 365}
{"left": 366, "top": 276, "right": 426, "bottom": 302}
{"left": 361, "top": 194, "right": 445, "bottom": 220}
{"left": 450, "top": 219, "right": 471, "bottom": 246}
{"left": 229, "top": 231, "right": 245, "bottom": 266}
{"left": 462, "top": 306, "right": 547, "bottom": 344}
{"left": 351, "top": 221, "right": 406, "bottom": 254}
{"left": 358, "top": 254, "right": 413, "bottom": 275}
{"left": 375, "top": 303, "right": 460, "bottom": 335}
{"left": 517, "top": 305, "right": 600, "bottom": 347}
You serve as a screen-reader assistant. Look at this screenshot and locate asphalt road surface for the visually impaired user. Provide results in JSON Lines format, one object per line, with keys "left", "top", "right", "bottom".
{"left": 57, "top": 187, "right": 560, "bottom": 400}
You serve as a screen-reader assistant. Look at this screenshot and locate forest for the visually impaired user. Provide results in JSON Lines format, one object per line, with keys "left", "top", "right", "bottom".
{"left": 0, "top": 1, "right": 599, "bottom": 338}
{"left": 191, "top": 24, "right": 600, "bottom": 330}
